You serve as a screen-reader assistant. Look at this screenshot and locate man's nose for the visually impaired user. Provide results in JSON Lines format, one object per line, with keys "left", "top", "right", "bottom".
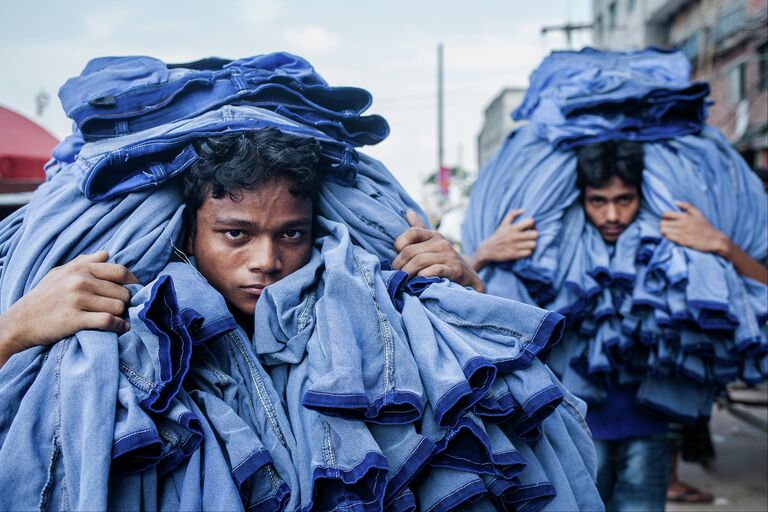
{"left": 248, "top": 238, "right": 281, "bottom": 274}
{"left": 605, "top": 202, "right": 619, "bottom": 222}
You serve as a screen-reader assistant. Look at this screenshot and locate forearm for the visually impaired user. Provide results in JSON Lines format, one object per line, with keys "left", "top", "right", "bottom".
{"left": 470, "top": 250, "right": 487, "bottom": 273}
{"left": 719, "top": 239, "right": 768, "bottom": 285}
{"left": 0, "top": 311, "right": 24, "bottom": 368}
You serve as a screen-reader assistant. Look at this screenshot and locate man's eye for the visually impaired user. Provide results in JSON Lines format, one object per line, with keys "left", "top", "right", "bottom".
{"left": 589, "top": 198, "right": 606, "bottom": 206}
{"left": 224, "top": 230, "right": 245, "bottom": 240}
{"left": 618, "top": 197, "right": 633, "bottom": 205}
{"left": 282, "top": 229, "right": 302, "bottom": 240}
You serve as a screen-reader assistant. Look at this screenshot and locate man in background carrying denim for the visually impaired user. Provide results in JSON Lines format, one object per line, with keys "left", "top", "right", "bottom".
{"left": 0, "top": 128, "right": 482, "bottom": 365}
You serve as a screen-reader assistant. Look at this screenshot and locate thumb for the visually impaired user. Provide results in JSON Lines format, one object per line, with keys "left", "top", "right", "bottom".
{"left": 502, "top": 208, "right": 523, "bottom": 225}
{"left": 406, "top": 209, "right": 426, "bottom": 229}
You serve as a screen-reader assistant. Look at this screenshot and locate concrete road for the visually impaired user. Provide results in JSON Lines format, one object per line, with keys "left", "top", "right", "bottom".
{"left": 668, "top": 388, "right": 767, "bottom": 512}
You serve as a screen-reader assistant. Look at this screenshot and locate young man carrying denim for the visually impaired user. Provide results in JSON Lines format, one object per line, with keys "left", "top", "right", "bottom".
{"left": 0, "top": 128, "right": 483, "bottom": 365}
{"left": 471, "top": 139, "right": 767, "bottom": 511}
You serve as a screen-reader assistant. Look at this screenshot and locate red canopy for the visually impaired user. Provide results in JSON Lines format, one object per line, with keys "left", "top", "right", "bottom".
{"left": 0, "top": 105, "right": 58, "bottom": 181}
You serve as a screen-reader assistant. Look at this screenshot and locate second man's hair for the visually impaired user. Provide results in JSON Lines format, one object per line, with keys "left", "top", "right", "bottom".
{"left": 575, "top": 140, "right": 644, "bottom": 191}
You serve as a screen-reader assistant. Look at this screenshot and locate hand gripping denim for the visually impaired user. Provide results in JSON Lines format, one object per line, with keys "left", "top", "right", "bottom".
{"left": 512, "top": 47, "right": 710, "bottom": 149}
{"left": 464, "top": 91, "right": 768, "bottom": 418}
{"left": 58, "top": 53, "right": 389, "bottom": 146}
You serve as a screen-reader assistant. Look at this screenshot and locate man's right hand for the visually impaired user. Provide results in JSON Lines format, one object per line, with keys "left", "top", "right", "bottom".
{"left": 470, "top": 209, "right": 538, "bottom": 272}
{"left": 0, "top": 251, "right": 138, "bottom": 366}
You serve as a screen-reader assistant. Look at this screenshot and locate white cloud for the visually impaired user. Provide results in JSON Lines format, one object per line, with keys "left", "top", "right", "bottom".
{"left": 236, "top": 0, "right": 283, "bottom": 27}
{"left": 284, "top": 25, "right": 340, "bottom": 55}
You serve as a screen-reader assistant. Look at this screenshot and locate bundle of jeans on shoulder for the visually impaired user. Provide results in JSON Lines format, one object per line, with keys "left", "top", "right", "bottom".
{"left": 463, "top": 50, "right": 767, "bottom": 423}
{"left": 512, "top": 47, "right": 710, "bottom": 149}
{"left": 0, "top": 54, "right": 603, "bottom": 511}
{"left": 58, "top": 52, "right": 389, "bottom": 147}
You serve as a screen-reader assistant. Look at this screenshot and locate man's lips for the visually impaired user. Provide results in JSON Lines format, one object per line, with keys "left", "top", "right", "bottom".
{"left": 601, "top": 225, "right": 625, "bottom": 235}
{"left": 241, "top": 285, "right": 266, "bottom": 297}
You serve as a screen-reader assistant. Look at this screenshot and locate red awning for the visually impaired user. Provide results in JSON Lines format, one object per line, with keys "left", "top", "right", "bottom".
{"left": 0, "top": 105, "right": 58, "bottom": 181}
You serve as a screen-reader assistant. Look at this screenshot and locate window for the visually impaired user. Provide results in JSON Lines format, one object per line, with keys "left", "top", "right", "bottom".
{"left": 608, "top": 2, "right": 618, "bottom": 28}
{"left": 678, "top": 33, "right": 699, "bottom": 64}
{"left": 715, "top": 0, "right": 746, "bottom": 43}
{"left": 758, "top": 44, "right": 768, "bottom": 91}
{"left": 727, "top": 62, "right": 746, "bottom": 104}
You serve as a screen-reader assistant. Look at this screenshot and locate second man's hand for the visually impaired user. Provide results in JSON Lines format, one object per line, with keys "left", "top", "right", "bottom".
{"left": 470, "top": 209, "right": 538, "bottom": 272}
{"left": 393, "top": 210, "right": 485, "bottom": 293}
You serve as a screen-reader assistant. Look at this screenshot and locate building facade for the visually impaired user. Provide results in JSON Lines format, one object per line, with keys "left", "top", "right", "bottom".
{"left": 593, "top": 0, "right": 768, "bottom": 174}
{"left": 476, "top": 87, "right": 527, "bottom": 169}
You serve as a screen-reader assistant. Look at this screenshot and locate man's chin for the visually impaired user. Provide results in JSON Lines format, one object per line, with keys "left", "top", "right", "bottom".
{"left": 599, "top": 228, "right": 624, "bottom": 243}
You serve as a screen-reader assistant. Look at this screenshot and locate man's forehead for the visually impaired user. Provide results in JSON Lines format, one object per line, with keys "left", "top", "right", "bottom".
{"left": 199, "top": 181, "right": 312, "bottom": 226}
{"left": 584, "top": 177, "right": 638, "bottom": 197}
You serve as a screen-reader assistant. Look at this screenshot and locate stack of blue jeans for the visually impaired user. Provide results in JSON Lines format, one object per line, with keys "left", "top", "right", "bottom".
{"left": 512, "top": 47, "right": 710, "bottom": 149}
{"left": 0, "top": 54, "right": 603, "bottom": 511}
{"left": 463, "top": 49, "right": 768, "bottom": 422}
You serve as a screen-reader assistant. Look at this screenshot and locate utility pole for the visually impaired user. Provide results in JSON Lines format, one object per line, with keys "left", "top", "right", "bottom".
{"left": 541, "top": 22, "right": 593, "bottom": 49}
{"left": 437, "top": 43, "right": 444, "bottom": 171}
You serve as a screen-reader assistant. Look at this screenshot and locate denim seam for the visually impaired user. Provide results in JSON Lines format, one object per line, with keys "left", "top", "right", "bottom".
{"left": 228, "top": 331, "right": 288, "bottom": 448}
{"left": 433, "top": 309, "right": 527, "bottom": 342}
{"left": 425, "top": 479, "right": 481, "bottom": 512}
{"left": 202, "top": 362, "right": 231, "bottom": 387}
{"left": 353, "top": 255, "right": 395, "bottom": 392}
{"left": 561, "top": 398, "right": 592, "bottom": 438}
{"left": 297, "top": 288, "right": 316, "bottom": 332}
{"left": 265, "top": 464, "right": 281, "bottom": 491}
{"left": 351, "top": 211, "right": 389, "bottom": 236}
{"left": 119, "top": 361, "right": 154, "bottom": 393}
{"left": 40, "top": 340, "right": 68, "bottom": 511}
{"left": 159, "top": 425, "right": 181, "bottom": 445}
{"left": 114, "top": 428, "right": 155, "bottom": 446}
{"left": 321, "top": 419, "right": 337, "bottom": 467}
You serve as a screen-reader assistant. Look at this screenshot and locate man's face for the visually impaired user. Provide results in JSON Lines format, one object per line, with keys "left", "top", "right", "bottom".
{"left": 582, "top": 176, "right": 640, "bottom": 243}
{"left": 187, "top": 177, "right": 313, "bottom": 317}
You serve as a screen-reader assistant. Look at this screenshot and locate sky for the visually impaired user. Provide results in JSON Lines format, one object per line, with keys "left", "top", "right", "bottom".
{"left": 0, "top": 0, "right": 592, "bottom": 200}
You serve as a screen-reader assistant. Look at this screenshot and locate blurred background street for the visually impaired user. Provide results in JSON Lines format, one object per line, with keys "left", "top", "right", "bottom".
{"left": 670, "top": 385, "right": 768, "bottom": 512}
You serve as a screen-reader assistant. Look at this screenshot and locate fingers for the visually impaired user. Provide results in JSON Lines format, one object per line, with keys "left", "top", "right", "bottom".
{"left": 88, "top": 263, "right": 139, "bottom": 285}
{"left": 674, "top": 200, "right": 695, "bottom": 213}
{"left": 501, "top": 209, "right": 524, "bottom": 225}
{"left": 394, "top": 227, "right": 436, "bottom": 254}
{"left": 406, "top": 209, "right": 426, "bottom": 229}
{"left": 78, "top": 295, "right": 129, "bottom": 317}
{"left": 72, "top": 251, "right": 110, "bottom": 264}
{"left": 513, "top": 218, "right": 536, "bottom": 231}
{"left": 81, "top": 312, "right": 130, "bottom": 334}
{"left": 87, "top": 278, "right": 133, "bottom": 304}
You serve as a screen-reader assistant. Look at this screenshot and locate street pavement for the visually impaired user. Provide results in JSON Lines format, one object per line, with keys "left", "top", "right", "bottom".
{"left": 668, "top": 386, "right": 767, "bottom": 512}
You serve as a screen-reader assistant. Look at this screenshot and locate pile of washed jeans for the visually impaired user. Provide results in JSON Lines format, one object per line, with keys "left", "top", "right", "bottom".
{"left": 463, "top": 48, "right": 768, "bottom": 423}
{"left": 0, "top": 53, "right": 602, "bottom": 511}
{"left": 512, "top": 47, "right": 711, "bottom": 150}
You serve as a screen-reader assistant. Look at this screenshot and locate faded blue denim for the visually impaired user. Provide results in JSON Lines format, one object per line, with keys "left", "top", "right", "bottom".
{"left": 513, "top": 47, "right": 709, "bottom": 149}
{"left": 59, "top": 53, "right": 389, "bottom": 147}
{"left": 595, "top": 434, "right": 671, "bottom": 512}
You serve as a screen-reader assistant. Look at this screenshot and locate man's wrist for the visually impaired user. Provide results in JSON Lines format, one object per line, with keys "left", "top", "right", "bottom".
{"left": 714, "top": 233, "right": 733, "bottom": 260}
{"left": 0, "top": 313, "right": 22, "bottom": 366}
{"left": 471, "top": 245, "right": 489, "bottom": 272}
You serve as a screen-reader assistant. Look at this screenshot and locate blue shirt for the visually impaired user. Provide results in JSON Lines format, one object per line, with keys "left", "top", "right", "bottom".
{"left": 586, "top": 383, "right": 669, "bottom": 440}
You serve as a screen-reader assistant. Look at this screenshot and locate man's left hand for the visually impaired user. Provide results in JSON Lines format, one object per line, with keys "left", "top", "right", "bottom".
{"left": 393, "top": 210, "right": 485, "bottom": 293}
{"left": 660, "top": 201, "right": 730, "bottom": 255}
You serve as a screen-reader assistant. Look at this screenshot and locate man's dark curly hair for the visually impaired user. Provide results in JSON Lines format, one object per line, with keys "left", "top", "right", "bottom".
{"left": 575, "top": 140, "right": 644, "bottom": 192}
{"left": 183, "top": 128, "right": 321, "bottom": 237}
